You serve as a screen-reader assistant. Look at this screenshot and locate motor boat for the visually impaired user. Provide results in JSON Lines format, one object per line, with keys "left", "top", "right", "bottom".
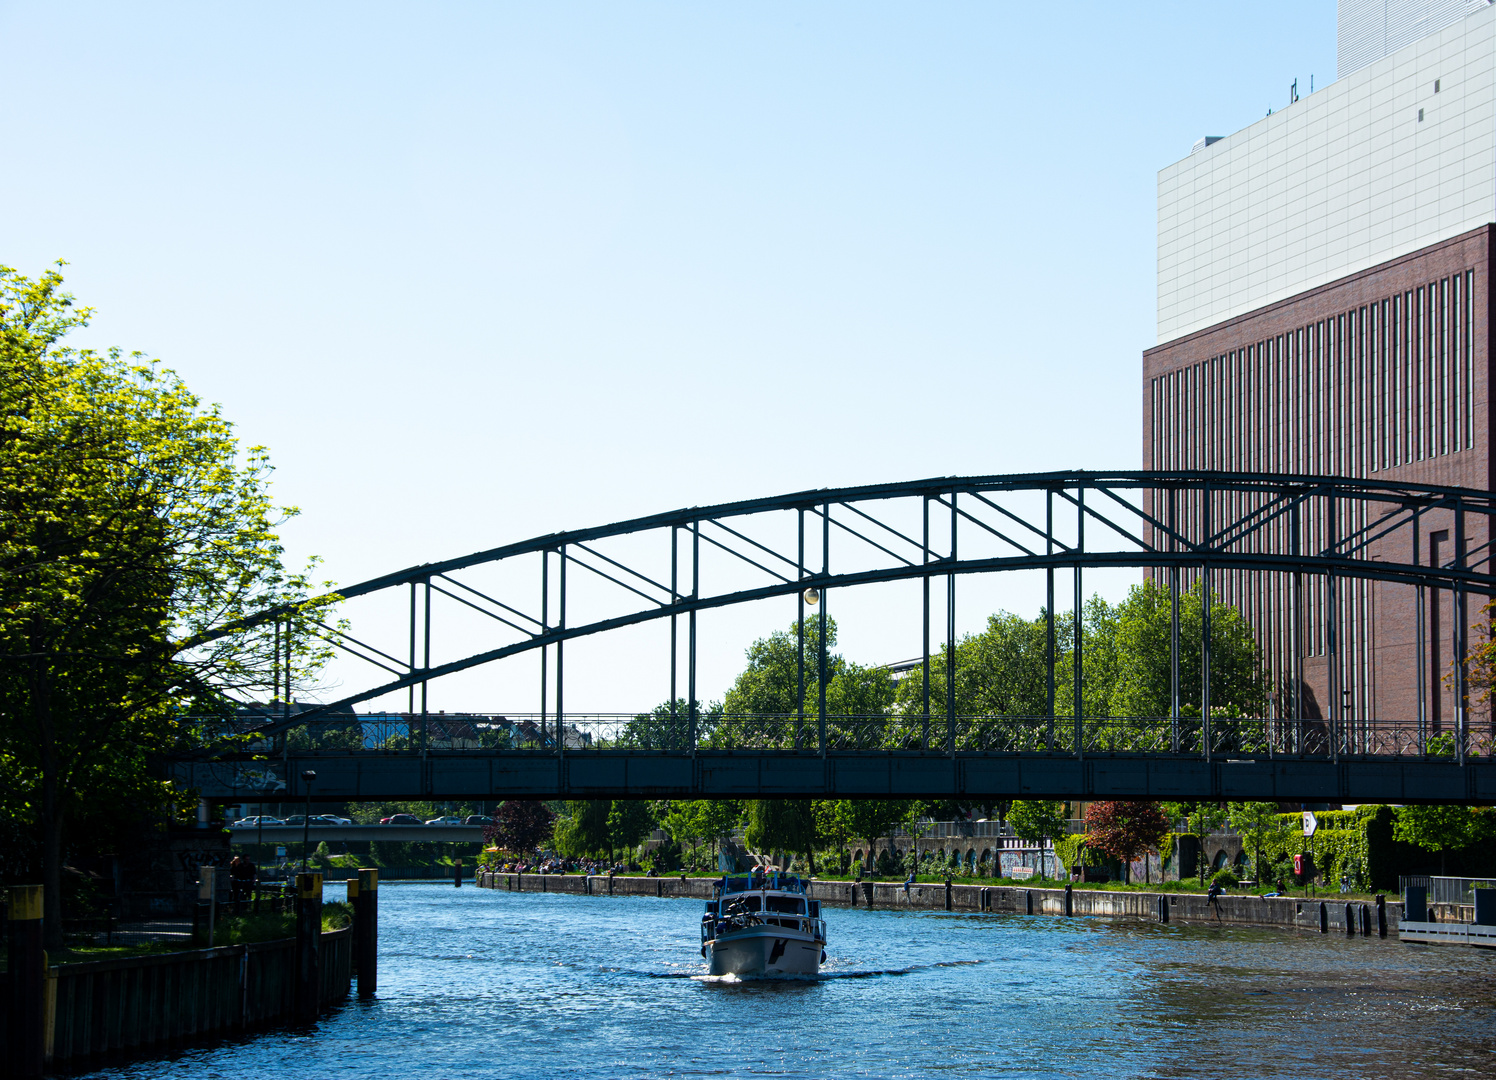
{"left": 701, "top": 870, "right": 825, "bottom": 977}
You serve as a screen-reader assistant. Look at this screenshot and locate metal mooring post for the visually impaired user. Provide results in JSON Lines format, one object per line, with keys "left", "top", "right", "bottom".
{"left": 295, "top": 873, "right": 323, "bottom": 1023}
{"left": 7, "top": 885, "right": 45, "bottom": 1078}
{"left": 352, "top": 868, "right": 378, "bottom": 998}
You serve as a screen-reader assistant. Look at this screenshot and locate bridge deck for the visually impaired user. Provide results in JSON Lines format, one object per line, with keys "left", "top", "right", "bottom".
{"left": 179, "top": 750, "right": 1496, "bottom": 803}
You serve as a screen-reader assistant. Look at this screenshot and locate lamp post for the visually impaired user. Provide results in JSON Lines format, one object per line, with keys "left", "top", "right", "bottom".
{"left": 300, "top": 769, "right": 317, "bottom": 874}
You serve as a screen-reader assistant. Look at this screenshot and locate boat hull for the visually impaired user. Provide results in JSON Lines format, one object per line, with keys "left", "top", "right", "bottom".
{"left": 708, "top": 929, "right": 821, "bottom": 977}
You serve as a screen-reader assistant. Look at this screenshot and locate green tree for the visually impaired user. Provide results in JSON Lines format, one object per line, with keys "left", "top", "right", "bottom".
{"left": 1110, "top": 581, "right": 1271, "bottom": 741}
{"left": 813, "top": 799, "right": 852, "bottom": 873}
{"left": 618, "top": 699, "right": 722, "bottom": 749}
{"left": 553, "top": 800, "right": 611, "bottom": 859}
{"left": 606, "top": 801, "right": 656, "bottom": 860}
{"left": 1228, "top": 802, "right": 1294, "bottom": 880}
{"left": 1008, "top": 798, "right": 1067, "bottom": 875}
{"left": 891, "top": 599, "right": 1121, "bottom": 751}
{"left": 831, "top": 799, "right": 911, "bottom": 874}
{"left": 720, "top": 618, "right": 895, "bottom": 749}
{"left": 1393, "top": 804, "right": 1480, "bottom": 875}
{"left": 745, "top": 800, "right": 817, "bottom": 871}
{"left": 0, "top": 264, "right": 331, "bottom": 945}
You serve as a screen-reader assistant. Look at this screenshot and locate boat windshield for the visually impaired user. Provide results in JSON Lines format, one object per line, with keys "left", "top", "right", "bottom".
{"left": 720, "top": 872, "right": 806, "bottom": 895}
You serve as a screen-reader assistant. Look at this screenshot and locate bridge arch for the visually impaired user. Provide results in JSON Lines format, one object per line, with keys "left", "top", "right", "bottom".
{"left": 175, "top": 471, "right": 1496, "bottom": 803}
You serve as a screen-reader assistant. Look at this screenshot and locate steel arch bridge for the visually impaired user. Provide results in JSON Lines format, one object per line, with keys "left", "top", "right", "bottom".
{"left": 172, "top": 471, "right": 1496, "bottom": 804}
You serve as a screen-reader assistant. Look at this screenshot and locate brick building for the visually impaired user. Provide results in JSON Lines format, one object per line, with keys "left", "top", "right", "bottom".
{"left": 1142, "top": 0, "right": 1495, "bottom": 737}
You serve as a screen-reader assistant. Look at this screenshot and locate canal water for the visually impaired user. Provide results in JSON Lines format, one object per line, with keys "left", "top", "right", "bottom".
{"left": 81, "top": 882, "right": 1494, "bottom": 1079}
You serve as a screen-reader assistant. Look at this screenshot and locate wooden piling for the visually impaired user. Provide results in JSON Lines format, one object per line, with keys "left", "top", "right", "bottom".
{"left": 8, "top": 885, "right": 46, "bottom": 1078}
{"left": 294, "top": 873, "right": 322, "bottom": 1023}
{"left": 352, "top": 868, "right": 378, "bottom": 998}
{"left": 1064, "top": 884, "right": 1073, "bottom": 917}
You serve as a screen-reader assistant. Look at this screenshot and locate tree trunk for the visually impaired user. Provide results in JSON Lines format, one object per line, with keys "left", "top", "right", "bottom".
{"left": 35, "top": 668, "right": 66, "bottom": 951}
{"left": 42, "top": 795, "right": 66, "bottom": 952}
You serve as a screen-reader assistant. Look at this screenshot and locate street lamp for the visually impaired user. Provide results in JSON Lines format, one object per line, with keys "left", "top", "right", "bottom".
{"left": 300, "top": 770, "right": 317, "bottom": 874}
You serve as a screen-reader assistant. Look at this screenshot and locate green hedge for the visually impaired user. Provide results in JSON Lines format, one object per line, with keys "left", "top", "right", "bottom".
{"left": 1053, "top": 801, "right": 1424, "bottom": 885}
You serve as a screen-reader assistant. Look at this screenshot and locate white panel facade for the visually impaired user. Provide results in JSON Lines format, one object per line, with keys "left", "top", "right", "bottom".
{"left": 1339, "top": 0, "right": 1491, "bottom": 77}
{"left": 1158, "top": 5, "right": 1495, "bottom": 344}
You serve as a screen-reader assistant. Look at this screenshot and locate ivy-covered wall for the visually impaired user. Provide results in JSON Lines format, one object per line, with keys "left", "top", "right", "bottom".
{"left": 1047, "top": 805, "right": 1496, "bottom": 891}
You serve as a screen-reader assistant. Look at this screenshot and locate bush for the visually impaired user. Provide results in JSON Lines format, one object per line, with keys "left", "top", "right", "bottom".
{"left": 875, "top": 848, "right": 898, "bottom": 877}
{"left": 322, "top": 900, "right": 353, "bottom": 930}
{"left": 1211, "top": 868, "right": 1239, "bottom": 888}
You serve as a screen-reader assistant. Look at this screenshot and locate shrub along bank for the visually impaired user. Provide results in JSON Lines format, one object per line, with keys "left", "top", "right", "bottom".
{"left": 1053, "top": 805, "right": 1496, "bottom": 892}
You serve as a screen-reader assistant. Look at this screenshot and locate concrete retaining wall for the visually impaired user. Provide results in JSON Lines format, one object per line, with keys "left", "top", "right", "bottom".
{"left": 475, "top": 873, "right": 1401, "bottom": 935}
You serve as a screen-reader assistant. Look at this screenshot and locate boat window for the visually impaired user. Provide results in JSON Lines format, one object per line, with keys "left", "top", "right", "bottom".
{"left": 766, "top": 896, "right": 805, "bottom": 914}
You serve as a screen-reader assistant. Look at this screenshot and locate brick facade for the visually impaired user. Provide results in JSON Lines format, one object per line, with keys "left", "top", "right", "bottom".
{"left": 1141, "top": 225, "right": 1493, "bottom": 739}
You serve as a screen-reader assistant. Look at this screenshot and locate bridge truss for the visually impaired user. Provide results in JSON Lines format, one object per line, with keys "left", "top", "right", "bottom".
{"left": 175, "top": 471, "right": 1496, "bottom": 803}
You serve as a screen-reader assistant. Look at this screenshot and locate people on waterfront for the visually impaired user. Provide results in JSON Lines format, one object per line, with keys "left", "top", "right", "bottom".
{"left": 229, "top": 855, "right": 257, "bottom": 912}
{"left": 1207, "top": 879, "right": 1224, "bottom": 921}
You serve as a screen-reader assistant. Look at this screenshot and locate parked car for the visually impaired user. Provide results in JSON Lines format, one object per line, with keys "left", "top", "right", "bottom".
{"left": 313, "top": 814, "right": 353, "bottom": 826}
{"left": 283, "top": 815, "right": 307, "bottom": 827}
{"left": 380, "top": 814, "right": 422, "bottom": 825}
{"left": 230, "top": 815, "right": 284, "bottom": 828}
{"left": 425, "top": 816, "right": 464, "bottom": 826}
{"left": 462, "top": 815, "right": 493, "bottom": 827}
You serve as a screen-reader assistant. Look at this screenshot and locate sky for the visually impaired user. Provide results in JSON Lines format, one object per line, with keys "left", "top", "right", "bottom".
{"left": 1, "top": 2, "right": 1338, "bottom": 713}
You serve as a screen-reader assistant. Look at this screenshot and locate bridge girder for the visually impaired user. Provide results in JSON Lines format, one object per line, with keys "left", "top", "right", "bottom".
{"left": 177, "top": 470, "right": 1496, "bottom": 797}
{"left": 176, "top": 750, "right": 1496, "bottom": 805}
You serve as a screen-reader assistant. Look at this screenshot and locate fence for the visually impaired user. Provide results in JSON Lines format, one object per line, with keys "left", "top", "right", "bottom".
{"left": 1399, "top": 875, "right": 1496, "bottom": 906}
{"left": 0, "top": 927, "right": 352, "bottom": 1071}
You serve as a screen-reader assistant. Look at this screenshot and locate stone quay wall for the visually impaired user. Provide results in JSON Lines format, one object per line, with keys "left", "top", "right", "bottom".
{"left": 476, "top": 873, "right": 1402, "bottom": 935}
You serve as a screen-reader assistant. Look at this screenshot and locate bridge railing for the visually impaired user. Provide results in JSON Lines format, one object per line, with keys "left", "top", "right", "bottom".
{"left": 188, "top": 709, "right": 1494, "bottom": 765}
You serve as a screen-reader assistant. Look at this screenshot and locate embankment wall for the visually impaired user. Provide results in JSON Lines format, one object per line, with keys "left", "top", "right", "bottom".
{"left": 476, "top": 873, "right": 1402, "bottom": 934}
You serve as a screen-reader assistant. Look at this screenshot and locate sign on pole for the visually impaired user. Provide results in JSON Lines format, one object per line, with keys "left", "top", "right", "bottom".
{"left": 1302, "top": 811, "right": 1318, "bottom": 838}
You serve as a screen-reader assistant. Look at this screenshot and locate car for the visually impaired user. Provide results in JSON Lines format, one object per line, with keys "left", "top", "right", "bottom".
{"left": 380, "top": 814, "right": 422, "bottom": 825}
{"left": 230, "top": 815, "right": 284, "bottom": 828}
{"left": 425, "top": 816, "right": 464, "bottom": 826}
{"left": 313, "top": 814, "right": 353, "bottom": 826}
{"left": 282, "top": 815, "right": 307, "bottom": 827}
{"left": 462, "top": 815, "right": 493, "bottom": 827}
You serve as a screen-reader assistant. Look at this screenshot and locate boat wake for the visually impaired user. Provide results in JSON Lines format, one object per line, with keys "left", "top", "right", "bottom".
{"left": 687, "top": 958, "right": 993, "bottom": 984}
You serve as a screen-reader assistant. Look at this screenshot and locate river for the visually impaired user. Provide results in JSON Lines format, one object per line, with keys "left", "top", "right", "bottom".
{"left": 78, "top": 881, "right": 1495, "bottom": 1079}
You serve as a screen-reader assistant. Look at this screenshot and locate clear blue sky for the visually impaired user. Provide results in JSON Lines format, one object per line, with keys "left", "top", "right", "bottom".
{"left": 2, "top": 2, "right": 1337, "bottom": 711}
